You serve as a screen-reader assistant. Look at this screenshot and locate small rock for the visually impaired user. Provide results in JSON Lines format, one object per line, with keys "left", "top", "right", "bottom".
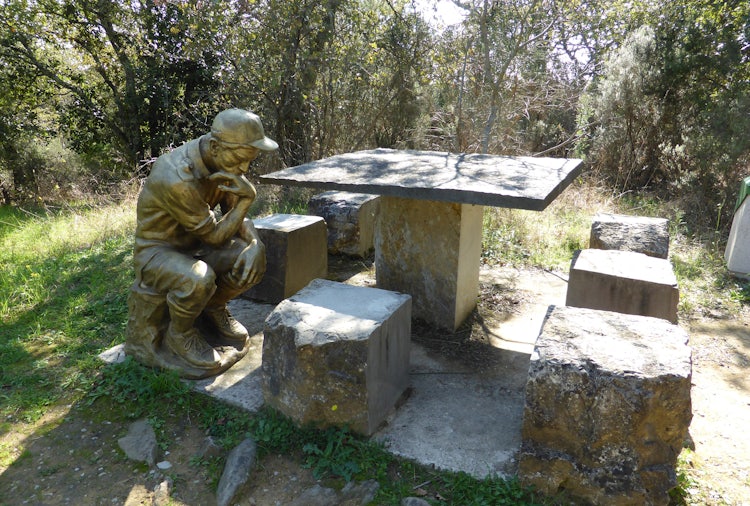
{"left": 156, "top": 461, "right": 172, "bottom": 470}
{"left": 216, "top": 438, "right": 257, "bottom": 506}
{"left": 197, "top": 435, "right": 223, "bottom": 460}
{"left": 401, "top": 498, "right": 431, "bottom": 506}
{"left": 118, "top": 419, "right": 158, "bottom": 467}
{"left": 153, "top": 478, "right": 173, "bottom": 506}
{"left": 289, "top": 484, "right": 339, "bottom": 506}
{"left": 341, "top": 480, "right": 380, "bottom": 505}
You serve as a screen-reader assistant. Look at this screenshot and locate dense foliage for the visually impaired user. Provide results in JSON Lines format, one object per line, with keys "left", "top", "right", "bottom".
{"left": 1, "top": 0, "right": 748, "bottom": 232}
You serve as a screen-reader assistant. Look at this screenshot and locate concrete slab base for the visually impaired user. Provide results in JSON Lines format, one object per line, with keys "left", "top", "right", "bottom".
{"left": 373, "top": 268, "right": 567, "bottom": 478}
{"left": 100, "top": 266, "right": 568, "bottom": 479}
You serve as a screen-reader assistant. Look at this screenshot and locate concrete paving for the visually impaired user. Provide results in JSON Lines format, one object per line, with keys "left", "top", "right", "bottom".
{"left": 101, "top": 266, "right": 567, "bottom": 479}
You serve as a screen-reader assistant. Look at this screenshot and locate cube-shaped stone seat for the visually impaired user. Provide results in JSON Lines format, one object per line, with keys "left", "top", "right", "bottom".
{"left": 261, "top": 279, "right": 412, "bottom": 436}
{"left": 519, "top": 305, "right": 692, "bottom": 506}
{"left": 566, "top": 248, "right": 679, "bottom": 323}
{"left": 243, "top": 214, "right": 327, "bottom": 303}
{"left": 590, "top": 213, "right": 670, "bottom": 259}
{"left": 308, "top": 191, "right": 380, "bottom": 257}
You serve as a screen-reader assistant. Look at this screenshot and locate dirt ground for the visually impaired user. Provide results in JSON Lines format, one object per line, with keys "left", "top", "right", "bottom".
{"left": 682, "top": 316, "right": 750, "bottom": 505}
{"left": 1, "top": 263, "right": 749, "bottom": 505}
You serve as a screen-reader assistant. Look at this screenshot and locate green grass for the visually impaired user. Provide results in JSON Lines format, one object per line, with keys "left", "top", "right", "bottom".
{"left": 0, "top": 202, "right": 135, "bottom": 423}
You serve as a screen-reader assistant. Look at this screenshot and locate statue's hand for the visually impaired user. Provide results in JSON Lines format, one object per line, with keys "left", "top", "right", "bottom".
{"left": 229, "top": 241, "right": 266, "bottom": 288}
{"left": 208, "top": 172, "right": 257, "bottom": 201}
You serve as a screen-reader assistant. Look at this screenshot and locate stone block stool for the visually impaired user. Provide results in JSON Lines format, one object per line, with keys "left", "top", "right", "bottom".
{"left": 243, "top": 214, "right": 327, "bottom": 304}
{"left": 308, "top": 191, "right": 380, "bottom": 257}
{"left": 566, "top": 248, "right": 679, "bottom": 323}
{"left": 519, "top": 305, "right": 692, "bottom": 506}
{"left": 590, "top": 213, "right": 670, "bottom": 259}
{"left": 261, "top": 278, "right": 412, "bottom": 435}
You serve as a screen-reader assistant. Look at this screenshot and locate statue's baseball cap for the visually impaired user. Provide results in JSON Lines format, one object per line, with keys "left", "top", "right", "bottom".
{"left": 211, "top": 109, "right": 278, "bottom": 151}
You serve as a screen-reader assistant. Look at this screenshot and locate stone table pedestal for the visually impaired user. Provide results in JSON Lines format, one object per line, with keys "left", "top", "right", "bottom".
{"left": 376, "top": 197, "right": 482, "bottom": 330}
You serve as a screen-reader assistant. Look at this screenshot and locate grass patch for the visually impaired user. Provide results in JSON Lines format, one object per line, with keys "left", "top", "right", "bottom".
{"left": 670, "top": 448, "right": 700, "bottom": 505}
{"left": 482, "top": 178, "right": 615, "bottom": 271}
{"left": 0, "top": 201, "right": 135, "bottom": 423}
{"left": 670, "top": 234, "right": 749, "bottom": 319}
{"left": 250, "top": 184, "right": 315, "bottom": 217}
{"left": 85, "top": 357, "right": 545, "bottom": 503}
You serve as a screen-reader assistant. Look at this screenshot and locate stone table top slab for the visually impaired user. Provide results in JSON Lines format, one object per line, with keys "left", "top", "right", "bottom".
{"left": 260, "top": 148, "right": 584, "bottom": 211}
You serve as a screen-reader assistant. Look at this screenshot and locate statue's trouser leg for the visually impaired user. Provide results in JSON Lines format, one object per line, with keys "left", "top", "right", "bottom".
{"left": 195, "top": 239, "right": 257, "bottom": 343}
{"left": 135, "top": 247, "right": 222, "bottom": 367}
{"left": 197, "top": 238, "right": 254, "bottom": 309}
{"left": 138, "top": 248, "right": 217, "bottom": 330}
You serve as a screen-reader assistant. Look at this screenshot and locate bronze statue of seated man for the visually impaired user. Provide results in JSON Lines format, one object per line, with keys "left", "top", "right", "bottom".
{"left": 125, "top": 109, "right": 277, "bottom": 378}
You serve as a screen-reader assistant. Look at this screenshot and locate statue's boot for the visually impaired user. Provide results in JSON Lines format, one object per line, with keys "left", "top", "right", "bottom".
{"left": 203, "top": 305, "right": 250, "bottom": 346}
{"left": 164, "top": 318, "right": 221, "bottom": 368}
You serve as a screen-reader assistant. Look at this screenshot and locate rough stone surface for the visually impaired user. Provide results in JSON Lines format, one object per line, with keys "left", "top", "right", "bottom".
{"left": 340, "top": 479, "right": 380, "bottom": 505}
{"left": 286, "top": 480, "right": 380, "bottom": 506}
{"left": 289, "top": 484, "right": 339, "bottom": 506}
{"left": 117, "top": 419, "right": 157, "bottom": 467}
{"left": 262, "top": 278, "right": 412, "bottom": 435}
{"left": 152, "top": 478, "right": 173, "bottom": 506}
{"left": 216, "top": 438, "right": 257, "bottom": 506}
{"left": 261, "top": 148, "right": 584, "bottom": 211}
{"left": 401, "top": 498, "right": 432, "bottom": 506}
{"left": 197, "top": 436, "right": 223, "bottom": 460}
{"left": 590, "top": 213, "right": 670, "bottom": 259}
{"left": 725, "top": 197, "right": 750, "bottom": 279}
{"left": 376, "top": 196, "right": 483, "bottom": 330}
{"left": 566, "top": 248, "right": 679, "bottom": 323}
{"left": 308, "top": 191, "right": 380, "bottom": 257}
{"left": 519, "top": 305, "right": 692, "bottom": 506}
{"left": 243, "top": 214, "right": 327, "bottom": 303}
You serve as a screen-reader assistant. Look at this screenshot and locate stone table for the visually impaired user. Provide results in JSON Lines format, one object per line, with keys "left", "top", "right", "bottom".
{"left": 261, "top": 148, "right": 583, "bottom": 329}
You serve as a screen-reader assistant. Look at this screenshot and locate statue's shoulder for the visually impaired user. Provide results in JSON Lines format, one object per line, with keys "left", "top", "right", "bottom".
{"left": 151, "top": 140, "right": 201, "bottom": 184}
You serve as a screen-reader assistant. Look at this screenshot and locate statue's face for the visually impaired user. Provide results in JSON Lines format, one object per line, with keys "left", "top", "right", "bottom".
{"left": 214, "top": 143, "right": 260, "bottom": 175}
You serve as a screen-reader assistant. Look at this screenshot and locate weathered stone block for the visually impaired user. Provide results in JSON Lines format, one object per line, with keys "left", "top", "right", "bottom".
{"left": 519, "top": 305, "right": 692, "bottom": 506}
{"left": 566, "top": 248, "right": 679, "bottom": 323}
{"left": 725, "top": 197, "right": 750, "bottom": 279}
{"left": 308, "top": 191, "right": 380, "bottom": 257}
{"left": 262, "top": 279, "right": 412, "bottom": 435}
{"left": 590, "top": 213, "right": 670, "bottom": 259}
{"left": 376, "top": 196, "right": 483, "bottom": 330}
{"left": 243, "top": 214, "right": 327, "bottom": 303}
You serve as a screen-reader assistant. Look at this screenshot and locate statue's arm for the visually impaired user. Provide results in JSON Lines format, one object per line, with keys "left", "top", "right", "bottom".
{"left": 159, "top": 172, "right": 255, "bottom": 248}
{"left": 199, "top": 198, "right": 254, "bottom": 247}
